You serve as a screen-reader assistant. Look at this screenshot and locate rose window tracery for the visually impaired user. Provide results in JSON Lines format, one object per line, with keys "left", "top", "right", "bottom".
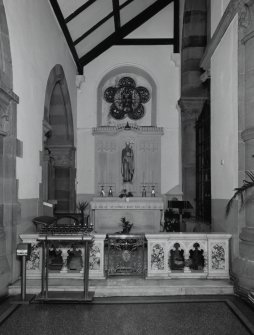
{"left": 104, "top": 77, "right": 150, "bottom": 120}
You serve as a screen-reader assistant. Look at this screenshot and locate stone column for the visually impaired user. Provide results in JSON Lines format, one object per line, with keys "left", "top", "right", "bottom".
{"left": 179, "top": 98, "right": 206, "bottom": 212}
{"left": 180, "top": 0, "right": 209, "bottom": 214}
{"left": 233, "top": 0, "right": 254, "bottom": 297}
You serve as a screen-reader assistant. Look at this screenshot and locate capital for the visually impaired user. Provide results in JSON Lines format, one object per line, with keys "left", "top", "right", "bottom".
{"left": 178, "top": 97, "right": 208, "bottom": 121}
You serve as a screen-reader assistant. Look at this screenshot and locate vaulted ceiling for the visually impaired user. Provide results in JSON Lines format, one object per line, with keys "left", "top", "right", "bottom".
{"left": 49, "top": 0, "right": 179, "bottom": 74}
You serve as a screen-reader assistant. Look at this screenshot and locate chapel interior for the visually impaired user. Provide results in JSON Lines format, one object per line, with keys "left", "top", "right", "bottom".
{"left": 1, "top": 0, "right": 254, "bottom": 332}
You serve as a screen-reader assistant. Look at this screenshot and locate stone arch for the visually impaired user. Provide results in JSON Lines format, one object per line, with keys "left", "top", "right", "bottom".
{"left": 97, "top": 65, "right": 157, "bottom": 126}
{"left": 0, "top": 0, "right": 12, "bottom": 89}
{"left": 41, "top": 65, "right": 76, "bottom": 213}
{"left": 0, "top": 0, "right": 19, "bottom": 296}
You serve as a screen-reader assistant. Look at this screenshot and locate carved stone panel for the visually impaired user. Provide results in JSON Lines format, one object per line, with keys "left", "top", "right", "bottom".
{"left": 93, "top": 126, "right": 163, "bottom": 196}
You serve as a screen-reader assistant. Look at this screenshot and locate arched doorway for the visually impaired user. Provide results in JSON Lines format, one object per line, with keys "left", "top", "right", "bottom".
{"left": 0, "top": 0, "right": 19, "bottom": 295}
{"left": 42, "top": 65, "right": 76, "bottom": 213}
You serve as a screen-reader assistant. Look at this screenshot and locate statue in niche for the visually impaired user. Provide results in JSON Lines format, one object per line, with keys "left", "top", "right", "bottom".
{"left": 121, "top": 142, "right": 134, "bottom": 183}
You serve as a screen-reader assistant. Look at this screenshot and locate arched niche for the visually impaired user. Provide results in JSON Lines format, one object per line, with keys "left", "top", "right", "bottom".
{"left": 41, "top": 64, "right": 76, "bottom": 213}
{"left": 97, "top": 66, "right": 157, "bottom": 127}
{"left": 0, "top": 0, "right": 19, "bottom": 296}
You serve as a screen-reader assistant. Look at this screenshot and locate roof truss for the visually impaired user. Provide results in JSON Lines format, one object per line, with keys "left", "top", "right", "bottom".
{"left": 49, "top": 0, "right": 179, "bottom": 74}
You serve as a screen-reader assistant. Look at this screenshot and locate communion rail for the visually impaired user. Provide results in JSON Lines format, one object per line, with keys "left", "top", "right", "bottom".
{"left": 19, "top": 233, "right": 231, "bottom": 280}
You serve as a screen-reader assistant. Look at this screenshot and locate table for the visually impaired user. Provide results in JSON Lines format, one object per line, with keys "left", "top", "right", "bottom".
{"left": 36, "top": 234, "right": 94, "bottom": 302}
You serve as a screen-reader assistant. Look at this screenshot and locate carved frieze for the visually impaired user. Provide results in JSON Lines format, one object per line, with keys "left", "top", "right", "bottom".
{"left": 90, "top": 197, "right": 164, "bottom": 210}
{"left": 92, "top": 124, "right": 163, "bottom": 135}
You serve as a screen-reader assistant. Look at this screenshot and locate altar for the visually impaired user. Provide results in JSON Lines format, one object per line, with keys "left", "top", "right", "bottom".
{"left": 90, "top": 197, "right": 164, "bottom": 233}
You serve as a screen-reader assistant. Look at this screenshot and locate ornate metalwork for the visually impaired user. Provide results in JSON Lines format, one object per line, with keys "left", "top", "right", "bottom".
{"left": 107, "top": 234, "right": 145, "bottom": 277}
{"left": 104, "top": 76, "right": 150, "bottom": 121}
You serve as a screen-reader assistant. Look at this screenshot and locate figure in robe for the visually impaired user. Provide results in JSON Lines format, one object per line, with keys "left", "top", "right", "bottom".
{"left": 121, "top": 142, "right": 134, "bottom": 183}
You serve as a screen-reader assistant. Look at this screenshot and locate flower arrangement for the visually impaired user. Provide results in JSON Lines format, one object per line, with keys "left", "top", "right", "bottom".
{"left": 120, "top": 217, "right": 133, "bottom": 233}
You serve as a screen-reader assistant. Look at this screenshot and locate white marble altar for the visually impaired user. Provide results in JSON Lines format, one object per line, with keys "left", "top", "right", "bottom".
{"left": 146, "top": 233, "right": 231, "bottom": 279}
{"left": 20, "top": 233, "right": 106, "bottom": 280}
{"left": 90, "top": 197, "right": 164, "bottom": 233}
{"left": 19, "top": 232, "right": 232, "bottom": 283}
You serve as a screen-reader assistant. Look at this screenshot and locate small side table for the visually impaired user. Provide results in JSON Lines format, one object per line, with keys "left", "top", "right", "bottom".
{"left": 36, "top": 234, "right": 94, "bottom": 302}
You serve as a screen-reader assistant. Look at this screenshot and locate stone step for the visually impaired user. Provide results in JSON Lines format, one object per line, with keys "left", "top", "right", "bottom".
{"left": 9, "top": 278, "right": 234, "bottom": 297}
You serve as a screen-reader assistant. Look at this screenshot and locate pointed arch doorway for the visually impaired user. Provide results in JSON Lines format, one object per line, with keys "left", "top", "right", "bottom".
{"left": 42, "top": 65, "right": 76, "bottom": 213}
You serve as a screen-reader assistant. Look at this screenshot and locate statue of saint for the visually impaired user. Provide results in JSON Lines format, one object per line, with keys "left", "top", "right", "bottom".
{"left": 121, "top": 142, "right": 134, "bottom": 183}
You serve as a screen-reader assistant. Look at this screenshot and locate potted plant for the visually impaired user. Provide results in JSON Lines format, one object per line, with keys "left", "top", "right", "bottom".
{"left": 226, "top": 170, "right": 254, "bottom": 216}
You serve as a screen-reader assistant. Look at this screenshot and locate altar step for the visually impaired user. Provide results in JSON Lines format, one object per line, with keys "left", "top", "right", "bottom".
{"left": 9, "top": 278, "right": 234, "bottom": 297}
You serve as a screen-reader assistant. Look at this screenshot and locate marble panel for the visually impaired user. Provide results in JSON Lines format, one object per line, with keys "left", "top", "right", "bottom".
{"left": 207, "top": 235, "right": 231, "bottom": 279}
{"left": 146, "top": 233, "right": 231, "bottom": 279}
{"left": 91, "top": 197, "right": 163, "bottom": 233}
{"left": 20, "top": 234, "right": 106, "bottom": 280}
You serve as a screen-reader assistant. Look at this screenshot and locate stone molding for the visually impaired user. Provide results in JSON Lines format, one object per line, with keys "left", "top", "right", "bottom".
{"left": 0, "top": 80, "right": 19, "bottom": 136}
{"left": 92, "top": 124, "right": 164, "bottom": 136}
{"left": 178, "top": 97, "right": 207, "bottom": 121}
{"left": 201, "top": 0, "right": 254, "bottom": 70}
{"left": 241, "top": 127, "right": 254, "bottom": 141}
{"left": 76, "top": 75, "right": 85, "bottom": 90}
{"left": 90, "top": 197, "right": 164, "bottom": 210}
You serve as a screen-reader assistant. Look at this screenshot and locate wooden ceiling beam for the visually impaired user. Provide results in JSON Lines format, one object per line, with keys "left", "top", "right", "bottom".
{"left": 73, "top": 12, "right": 114, "bottom": 46}
{"left": 112, "top": 0, "right": 121, "bottom": 33}
{"left": 79, "top": 0, "right": 174, "bottom": 67}
{"left": 173, "top": 0, "right": 179, "bottom": 53}
{"left": 115, "top": 38, "right": 174, "bottom": 45}
{"left": 119, "top": 0, "right": 134, "bottom": 10}
{"left": 65, "top": 0, "right": 97, "bottom": 23}
{"left": 49, "top": 0, "right": 83, "bottom": 74}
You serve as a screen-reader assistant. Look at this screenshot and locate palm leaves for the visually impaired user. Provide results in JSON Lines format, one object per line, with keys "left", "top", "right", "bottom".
{"left": 226, "top": 171, "right": 254, "bottom": 216}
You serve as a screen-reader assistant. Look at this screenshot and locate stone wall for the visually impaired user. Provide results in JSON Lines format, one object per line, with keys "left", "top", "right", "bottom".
{"left": 0, "top": 0, "right": 19, "bottom": 297}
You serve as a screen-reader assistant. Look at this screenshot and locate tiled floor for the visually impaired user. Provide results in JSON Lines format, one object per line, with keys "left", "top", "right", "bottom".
{"left": 9, "top": 277, "right": 234, "bottom": 296}
{"left": 0, "top": 296, "right": 254, "bottom": 335}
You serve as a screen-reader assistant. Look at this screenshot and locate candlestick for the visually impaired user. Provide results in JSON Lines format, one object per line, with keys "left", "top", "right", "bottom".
{"left": 142, "top": 185, "right": 146, "bottom": 197}
{"left": 151, "top": 186, "right": 155, "bottom": 197}
{"left": 100, "top": 186, "right": 105, "bottom": 197}
{"left": 108, "top": 186, "right": 113, "bottom": 197}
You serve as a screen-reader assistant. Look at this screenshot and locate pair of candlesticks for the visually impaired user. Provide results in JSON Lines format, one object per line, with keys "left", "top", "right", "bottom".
{"left": 100, "top": 186, "right": 113, "bottom": 197}
{"left": 99, "top": 185, "right": 156, "bottom": 197}
{"left": 142, "top": 185, "right": 156, "bottom": 197}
